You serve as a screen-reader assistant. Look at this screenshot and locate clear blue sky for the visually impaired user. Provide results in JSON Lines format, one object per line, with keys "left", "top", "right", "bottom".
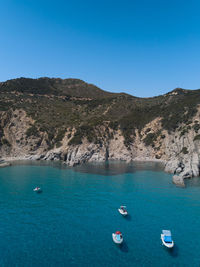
{"left": 0, "top": 0, "right": 200, "bottom": 97}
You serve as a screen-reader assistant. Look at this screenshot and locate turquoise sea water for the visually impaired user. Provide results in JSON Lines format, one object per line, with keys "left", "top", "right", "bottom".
{"left": 0, "top": 161, "right": 200, "bottom": 267}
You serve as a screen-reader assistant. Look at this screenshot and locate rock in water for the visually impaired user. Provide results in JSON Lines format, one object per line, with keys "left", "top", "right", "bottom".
{"left": 173, "top": 175, "right": 185, "bottom": 187}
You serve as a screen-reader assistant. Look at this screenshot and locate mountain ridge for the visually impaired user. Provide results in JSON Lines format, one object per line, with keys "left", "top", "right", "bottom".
{"left": 1, "top": 77, "right": 200, "bottom": 98}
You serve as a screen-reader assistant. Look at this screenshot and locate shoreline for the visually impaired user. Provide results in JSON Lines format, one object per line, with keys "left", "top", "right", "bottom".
{"left": 2, "top": 156, "right": 166, "bottom": 165}
{"left": 0, "top": 161, "right": 11, "bottom": 168}
{"left": 0, "top": 157, "right": 167, "bottom": 175}
{"left": 3, "top": 157, "right": 192, "bottom": 187}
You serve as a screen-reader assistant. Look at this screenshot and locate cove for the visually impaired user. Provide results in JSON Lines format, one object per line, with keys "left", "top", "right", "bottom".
{"left": 0, "top": 161, "right": 200, "bottom": 266}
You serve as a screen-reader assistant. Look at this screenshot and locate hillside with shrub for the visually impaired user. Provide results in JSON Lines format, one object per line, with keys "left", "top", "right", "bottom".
{"left": 0, "top": 77, "right": 200, "bottom": 149}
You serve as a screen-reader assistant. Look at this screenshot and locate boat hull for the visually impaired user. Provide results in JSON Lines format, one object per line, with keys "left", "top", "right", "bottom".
{"left": 118, "top": 209, "right": 128, "bottom": 216}
{"left": 112, "top": 233, "right": 123, "bottom": 244}
{"left": 161, "top": 234, "right": 174, "bottom": 248}
{"left": 33, "top": 188, "right": 42, "bottom": 193}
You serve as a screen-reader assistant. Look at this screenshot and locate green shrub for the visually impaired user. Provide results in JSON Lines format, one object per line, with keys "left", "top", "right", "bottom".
{"left": 123, "top": 136, "right": 134, "bottom": 148}
{"left": 56, "top": 141, "right": 62, "bottom": 148}
{"left": 193, "top": 123, "right": 200, "bottom": 133}
{"left": 26, "top": 125, "right": 39, "bottom": 137}
{"left": 39, "top": 125, "right": 48, "bottom": 132}
{"left": 68, "top": 130, "right": 83, "bottom": 145}
{"left": 54, "top": 129, "right": 66, "bottom": 144}
{"left": 194, "top": 135, "right": 200, "bottom": 141}
{"left": 108, "top": 120, "right": 118, "bottom": 130}
{"left": 48, "top": 132, "right": 54, "bottom": 141}
{"left": 180, "top": 128, "right": 188, "bottom": 137}
{"left": 143, "top": 133, "right": 156, "bottom": 146}
{"left": 1, "top": 138, "right": 11, "bottom": 146}
{"left": 181, "top": 147, "right": 188, "bottom": 154}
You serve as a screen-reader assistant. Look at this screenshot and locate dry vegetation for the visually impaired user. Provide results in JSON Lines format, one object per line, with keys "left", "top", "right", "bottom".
{"left": 0, "top": 78, "right": 200, "bottom": 148}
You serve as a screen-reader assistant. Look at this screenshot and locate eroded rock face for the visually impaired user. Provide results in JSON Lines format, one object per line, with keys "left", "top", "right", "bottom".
{"left": 173, "top": 175, "right": 185, "bottom": 187}
{"left": 1, "top": 108, "right": 200, "bottom": 186}
{"left": 0, "top": 161, "right": 11, "bottom": 168}
{"left": 0, "top": 109, "right": 49, "bottom": 159}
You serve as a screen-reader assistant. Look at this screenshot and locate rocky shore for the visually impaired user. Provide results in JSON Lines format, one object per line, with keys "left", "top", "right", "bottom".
{"left": 0, "top": 159, "right": 11, "bottom": 168}
{"left": 1, "top": 108, "right": 200, "bottom": 187}
{"left": 2, "top": 113, "right": 200, "bottom": 187}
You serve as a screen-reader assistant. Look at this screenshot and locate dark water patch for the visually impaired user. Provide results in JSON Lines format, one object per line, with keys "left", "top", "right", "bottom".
{"left": 167, "top": 245, "right": 179, "bottom": 258}
{"left": 73, "top": 160, "right": 164, "bottom": 176}
{"left": 124, "top": 214, "right": 132, "bottom": 221}
{"left": 10, "top": 160, "right": 66, "bottom": 169}
{"left": 9, "top": 159, "right": 164, "bottom": 176}
{"left": 119, "top": 241, "right": 129, "bottom": 253}
{"left": 184, "top": 176, "right": 200, "bottom": 187}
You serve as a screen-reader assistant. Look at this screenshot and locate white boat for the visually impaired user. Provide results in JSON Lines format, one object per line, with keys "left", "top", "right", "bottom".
{"left": 118, "top": 206, "right": 128, "bottom": 216}
{"left": 112, "top": 231, "right": 123, "bottom": 244}
{"left": 161, "top": 230, "right": 174, "bottom": 248}
{"left": 33, "top": 187, "right": 42, "bottom": 193}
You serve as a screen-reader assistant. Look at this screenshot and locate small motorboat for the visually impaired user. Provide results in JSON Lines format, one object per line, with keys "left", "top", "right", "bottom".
{"left": 112, "top": 231, "right": 123, "bottom": 244}
{"left": 161, "top": 230, "right": 174, "bottom": 248}
{"left": 118, "top": 206, "right": 128, "bottom": 216}
{"left": 33, "top": 187, "right": 42, "bottom": 193}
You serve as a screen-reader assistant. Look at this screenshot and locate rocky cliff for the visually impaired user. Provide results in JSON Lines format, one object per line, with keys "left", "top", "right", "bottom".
{"left": 1, "top": 78, "right": 200, "bottom": 186}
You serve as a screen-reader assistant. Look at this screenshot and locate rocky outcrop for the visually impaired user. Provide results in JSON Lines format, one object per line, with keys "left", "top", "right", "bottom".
{"left": 0, "top": 160, "right": 11, "bottom": 168}
{"left": 1, "top": 108, "right": 200, "bottom": 187}
{"left": 172, "top": 175, "right": 185, "bottom": 187}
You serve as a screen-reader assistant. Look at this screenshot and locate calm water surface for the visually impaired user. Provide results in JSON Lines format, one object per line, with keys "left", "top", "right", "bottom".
{"left": 0, "top": 161, "right": 200, "bottom": 267}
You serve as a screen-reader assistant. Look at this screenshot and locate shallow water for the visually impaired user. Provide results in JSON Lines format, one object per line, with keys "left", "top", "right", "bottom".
{"left": 0, "top": 161, "right": 200, "bottom": 266}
